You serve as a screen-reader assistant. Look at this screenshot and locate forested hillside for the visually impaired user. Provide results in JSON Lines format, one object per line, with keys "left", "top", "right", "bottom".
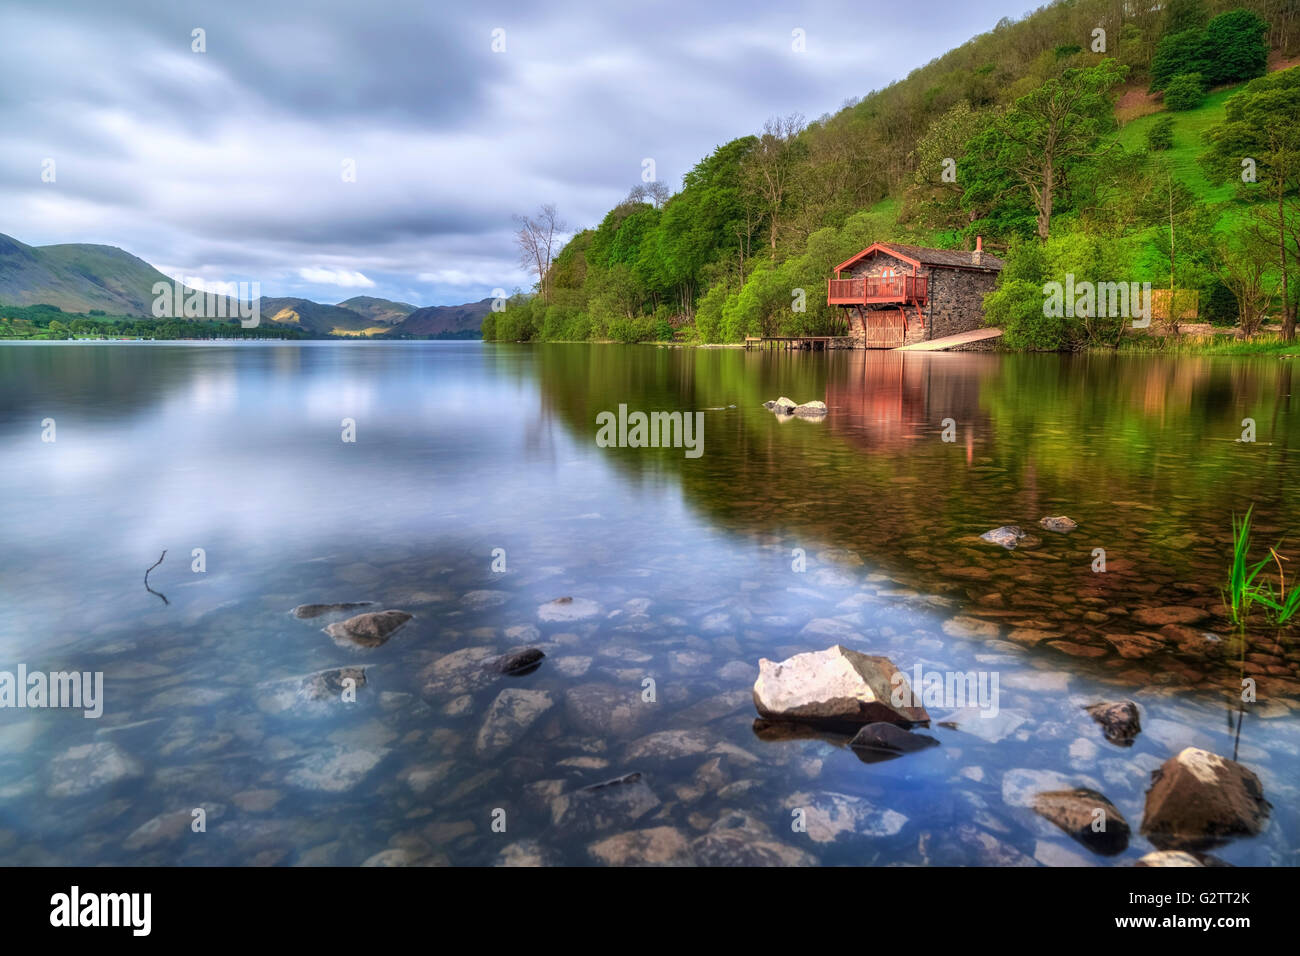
{"left": 484, "top": 0, "right": 1300, "bottom": 348}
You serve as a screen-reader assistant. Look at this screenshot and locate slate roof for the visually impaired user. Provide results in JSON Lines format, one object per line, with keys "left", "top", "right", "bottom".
{"left": 883, "top": 243, "right": 1005, "bottom": 272}
{"left": 835, "top": 242, "right": 1005, "bottom": 274}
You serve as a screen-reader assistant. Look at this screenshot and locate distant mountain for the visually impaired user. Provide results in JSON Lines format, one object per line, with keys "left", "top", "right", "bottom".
{"left": 0, "top": 232, "right": 487, "bottom": 337}
{"left": 0, "top": 233, "right": 176, "bottom": 315}
{"left": 259, "top": 297, "right": 384, "bottom": 335}
{"left": 337, "top": 295, "right": 417, "bottom": 325}
{"left": 386, "top": 299, "right": 493, "bottom": 337}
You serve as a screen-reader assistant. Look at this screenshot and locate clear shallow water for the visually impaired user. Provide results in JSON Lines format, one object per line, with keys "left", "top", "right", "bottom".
{"left": 0, "top": 341, "right": 1296, "bottom": 866}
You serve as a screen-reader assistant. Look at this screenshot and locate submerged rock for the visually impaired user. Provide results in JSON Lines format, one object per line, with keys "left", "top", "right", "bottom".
{"left": 285, "top": 746, "right": 388, "bottom": 793}
{"left": 291, "top": 602, "right": 374, "bottom": 620}
{"left": 1140, "top": 747, "right": 1271, "bottom": 849}
{"left": 1032, "top": 788, "right": 1130, "bottom": 855}
{"left": 475, "top": 689, "right": 555, "bottom": 758}
{"left": 549, "top": 772, "right": 660, "bottom": 835}
{"left": 483, "top": 647, "right": 545, "bottom": 676}
{"left": 421, "top": 646, "right": 500, "bottom": 696}
{"left": 1084, "top": 700, "right": 1141, "bottom": 746}
{"left": 1038, "top": 516, "right": 1078, "bottom": 533}
{"left": 1134, "top": 850, "right": 1229, "bottom": 867}
{"left": 588, "top": 826, "right": 694, "bottom": 866}
{"left": 564, "top": 683, "right": 654, "bottom": 738}
{"left": 538, "top": 596, "right": 600, "bottom": 622}
{"left": 48, "top": 742, "right": 143, "bottom": 798}
{"left": 691, "top": 828, "right": 816, "bottom": 866}
{"left": 752, "top": 645, "right": 929, "bottom": 729}
{"left": 785, "top": 790, "right": 908, "bottom": 843}
{"left": 980, "top": 526, "right": 1030, "bottom": 549}
{"left": 258, "top": 667, "right": 367, "bottom": 716}
{"left": 848, "top": 721, "right": 940, "bottom": 758}
{"left": 323, "top": 609, "right": 412, "bottom": 649}
{"left": 1131, "top": 606, "right": 1209, "bottom": 627}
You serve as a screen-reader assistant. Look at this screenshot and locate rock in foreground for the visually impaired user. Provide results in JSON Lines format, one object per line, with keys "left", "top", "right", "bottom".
{"left": 1140, "top": 747, "right": 1271, "bottom": 849}
{"left": 1032, "top": 788, "right": 1130, "bottom": 855}
{"left": 1084, "top": 700, "right": 1141, "bottom": 746}
{"left": 323, "top": 610, "right": 412, "bottom": 648}
{"left": 752, "top": 645, "right": 929, "bottom": 728}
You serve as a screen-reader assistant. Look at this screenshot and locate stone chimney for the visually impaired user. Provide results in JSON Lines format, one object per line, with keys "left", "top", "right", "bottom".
{"left": 972, "top": 235, "right": 983, "bottom": 266}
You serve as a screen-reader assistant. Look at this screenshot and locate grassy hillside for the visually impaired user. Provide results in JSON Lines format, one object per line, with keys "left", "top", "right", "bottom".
{"left": 0, "top": 234, "right": 178, "bottom": 315}
{"left": 386, "top": 298, "right": 492, "bottom": 338}
{"left": 337, "top": 295, "right": 417, "bottom": 325}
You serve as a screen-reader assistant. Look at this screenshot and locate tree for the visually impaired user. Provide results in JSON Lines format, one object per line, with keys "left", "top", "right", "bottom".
{"left": 908, "top": 102, "right": 987, "bottom": 245}
{"left": 741, "top": 114, "right": 806, "bottom": 252}
{"left": 625, "top": 181, "right": 671, "bottom": 208}
{"left": 1202, "top": 9, "right": 1269, "bottom": 87}
{"left": 514, "top": 204, "right": 566, "bottom": 304}
{"left": 1135, "top": 158, "right": 1215, "bottom": 334}
{"left": 1150, "top": 30, "right": 1210, "bottom": 92}
{"left": 1205, "top": 69, "right": 1300, "bottom": 340}
{"left": 1163, "top": 72, "right": 1205, "bottom": 111}
{"left": 1210, "top": 220, "right": 1279, "bottom": 337}
{"left": 1146, "top": 116, "right": 1175, "bottom": 151}
{"left": 967, "top": 59, "right": 1128, "bottom": 241}
{"left": 1164, "top": 0, "right": 1208, "bottom": 37}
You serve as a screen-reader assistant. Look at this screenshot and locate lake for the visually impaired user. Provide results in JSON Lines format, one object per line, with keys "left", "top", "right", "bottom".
{"left": 0, "top": 340, "right": 1296, "bottom": 866}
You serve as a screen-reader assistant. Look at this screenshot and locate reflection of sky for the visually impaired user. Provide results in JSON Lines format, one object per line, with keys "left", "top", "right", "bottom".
{"left": 0, "top": 343, "right": 615, "bottom": 651}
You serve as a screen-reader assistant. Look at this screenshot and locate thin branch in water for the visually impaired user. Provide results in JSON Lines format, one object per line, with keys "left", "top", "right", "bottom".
{"left": 145, "top": 549, "right": 169, "bottom": 605}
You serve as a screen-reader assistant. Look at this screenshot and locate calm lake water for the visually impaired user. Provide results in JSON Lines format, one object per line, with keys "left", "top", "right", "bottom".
{"left": 0, "top": 340, "right": 1296, "bottom": 866}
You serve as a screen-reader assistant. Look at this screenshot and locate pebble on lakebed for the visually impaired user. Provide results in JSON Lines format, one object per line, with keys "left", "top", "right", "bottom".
{"left": 1038, "top": 515, "right": 1078, "bottom": 533}
{"left": 979, "top": 525, "right": 1040, "bottom": 550}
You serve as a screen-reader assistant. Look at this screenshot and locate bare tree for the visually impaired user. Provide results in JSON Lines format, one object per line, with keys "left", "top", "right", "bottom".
{"left": 623, "top": 181, "right": 671, "bottom": 209}
{"left": 514, "top": 204, "right": 565, "bottom": 303}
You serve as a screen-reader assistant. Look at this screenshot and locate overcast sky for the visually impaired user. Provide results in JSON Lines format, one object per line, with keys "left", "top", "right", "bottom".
{"left": 0, "top": 0, "right": 1029, "bottom": 307}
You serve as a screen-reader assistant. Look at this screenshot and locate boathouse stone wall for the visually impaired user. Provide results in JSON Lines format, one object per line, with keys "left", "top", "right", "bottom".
{"left": 923, "top": 268, "right": 999, "bottom": 341}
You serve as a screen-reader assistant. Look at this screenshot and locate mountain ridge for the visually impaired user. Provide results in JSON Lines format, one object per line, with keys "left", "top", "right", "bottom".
{"left": 0, "top": 232, "right": 487, "bottom": 337}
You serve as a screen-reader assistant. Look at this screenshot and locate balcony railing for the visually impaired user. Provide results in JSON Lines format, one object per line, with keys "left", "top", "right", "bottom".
{"left": 828, "top": 275, "right": 927, "bottom": 305}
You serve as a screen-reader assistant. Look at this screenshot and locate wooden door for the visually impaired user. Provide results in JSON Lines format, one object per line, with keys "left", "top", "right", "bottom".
{"left": 864, "top": 308, "right": 906, "bottom": 348}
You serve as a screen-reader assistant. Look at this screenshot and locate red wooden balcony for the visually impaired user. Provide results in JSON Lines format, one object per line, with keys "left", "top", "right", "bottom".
{"left": 827, "top": 275, "right": 928, "bottom": 306}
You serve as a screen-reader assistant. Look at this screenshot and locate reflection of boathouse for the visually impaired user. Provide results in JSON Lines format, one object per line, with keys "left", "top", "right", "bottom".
{"left": 823, "top": 351, "right": 994, "bottom": 452}
{"left": 827, "top": 239, "right": 1004, "bottom": 348}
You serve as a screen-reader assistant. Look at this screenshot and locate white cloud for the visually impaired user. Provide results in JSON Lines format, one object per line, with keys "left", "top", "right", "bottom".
{"left": 297, "top": 267, "right": 375, "bottom": 288}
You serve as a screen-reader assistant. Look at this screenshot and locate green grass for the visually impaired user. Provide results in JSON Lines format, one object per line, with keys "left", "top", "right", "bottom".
{"left": 1114, "top": 333, "right": 1300, "bottom": 355}
{"left": 1113, "top": 85, "right": 1243, "bottom": 206}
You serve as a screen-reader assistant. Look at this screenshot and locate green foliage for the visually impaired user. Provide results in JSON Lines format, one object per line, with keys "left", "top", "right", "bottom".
{"left": 1151, "top": 30, "right": 1212, "bottom": 91}
{"left": 1164, "top": 0, "right": 1208, "bottom": 37}
{"left": 1225, "top": 506, "right": 1269, "bottom": 630}
{"left": 1200, "top": 276, "right": 1240, "bottom": 325}
{"left": 1202, "top": 9, "right": 1270, "bottom": 87}
{"left": 1163, "top": 72, "right": 1206, "bottom": 110}
{"left": 1222, "top": 505, "right": 1300, "bottom": 630}
{"left": 965, "top": 59, "right": 1128, "bottom": 240}
{"left": 1150, "top": 10, "right": 1268, "bottom": 92}
{"left": 1146, "top": 115, "right": 1176, "bottom": 150}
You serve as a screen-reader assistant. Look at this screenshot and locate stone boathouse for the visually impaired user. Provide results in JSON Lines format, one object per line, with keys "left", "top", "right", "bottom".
{"left": 827, "top": 238, "right": 1004, "bottom": 348}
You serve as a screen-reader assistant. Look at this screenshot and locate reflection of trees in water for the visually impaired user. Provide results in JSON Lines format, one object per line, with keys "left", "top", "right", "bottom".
{"left": 520, "top": 345, "right": 1300, "bottom": 698}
